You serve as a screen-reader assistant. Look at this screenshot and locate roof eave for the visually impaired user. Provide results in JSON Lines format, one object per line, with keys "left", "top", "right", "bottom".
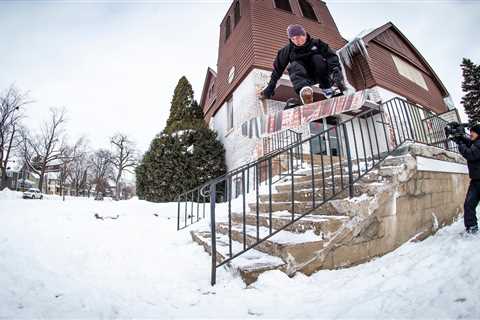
{"left": 199, "top": 67, "right": 217, "bottom": 109}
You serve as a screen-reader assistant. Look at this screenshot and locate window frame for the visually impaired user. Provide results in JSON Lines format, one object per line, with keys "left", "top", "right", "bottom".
{"left": 234, "top": 1, "right": 241, "bottom": 26}
{"left": 391, "top": 54, "right": 429, "bottom": 91}
{"left": 225, "top": 15, "right": 232, "bottom": 42}
{"left": 298, "top": 0, "right": 318, "bottom": 21}
{"left": 208, "top": 81, "right": 215, "bottom": 100}
{"left": 226, "top": 96, "right": 234, "bottom": 134}
{"left": 273, "top": 0, "right": 293, "bottom": 14}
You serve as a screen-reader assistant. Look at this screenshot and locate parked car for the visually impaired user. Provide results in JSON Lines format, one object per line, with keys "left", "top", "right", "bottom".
{"left": 23, "top": 188, "right": 43, "bottom": 199}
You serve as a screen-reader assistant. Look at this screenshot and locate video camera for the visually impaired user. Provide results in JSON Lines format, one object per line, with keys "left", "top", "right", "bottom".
{"left": 444, "top": 122, "right": 470, "bottom": 140}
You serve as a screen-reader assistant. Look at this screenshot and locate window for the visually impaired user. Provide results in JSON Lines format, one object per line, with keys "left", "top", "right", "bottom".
{"left": 228, "top": 66, "right": 235, "bottom": 84}
{"left": 234, "top": 1, "right": 241, "bottom": 26}
{"left": 208, "top": 82, "right": 215, "bottom": 100}
{"left": 225, "top": 16, "right": 231, "bottom": 41}
{"left": 392, "top": 55, "right": 429, "bottom": 91}
{"left": 298, "top": 0, "right": 317, "bottom": 20}
{"left": 274, "top": 0, "right": 292, "bottom": 13}
{"left": 226, "top": 97, "right": 234, "bottom": 132}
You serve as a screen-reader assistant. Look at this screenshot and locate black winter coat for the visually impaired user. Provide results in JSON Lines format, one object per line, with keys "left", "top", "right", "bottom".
{"left": 267, "top": 34, "right": 340, "bottom": 90}
{"left": 458, "top": 138, "right": 480, "bottom": 180}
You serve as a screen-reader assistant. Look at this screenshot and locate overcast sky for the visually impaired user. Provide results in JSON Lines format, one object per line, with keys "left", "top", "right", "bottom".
{"left": 0, "top": 0, "right": 478, "bottom": 154}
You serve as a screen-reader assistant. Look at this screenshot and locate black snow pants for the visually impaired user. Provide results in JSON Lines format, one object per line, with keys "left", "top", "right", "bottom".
{"left": 287, "top": 55, "right": 332, "bottom": 94}
{"left": 464, "top": 180, "right": 480, "bottom": 229}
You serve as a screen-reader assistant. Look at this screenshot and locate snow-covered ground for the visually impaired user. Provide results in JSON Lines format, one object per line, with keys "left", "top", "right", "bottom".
{"left": 1, "top": 189, "right": 479, "bottom": 319}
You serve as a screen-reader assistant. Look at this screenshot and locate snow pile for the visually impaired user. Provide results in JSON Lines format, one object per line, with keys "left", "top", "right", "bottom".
{"left": 171, "top": 129, "right": 195, "bottom": 138}
{"left": 0, "top": 188, "right": 22, "bottom": 200}
{"left": 0, "top": 188, "right": 100, "bottom": 202}
{"left": 0, "top": 197, "right": 479, "bottom": 318}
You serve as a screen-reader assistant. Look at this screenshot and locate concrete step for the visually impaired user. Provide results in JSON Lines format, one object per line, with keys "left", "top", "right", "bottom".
{"left": 259, "top": 189, "right": 333, "bottom": 203}
{"left": 215, "top": 223, "right": 326, "bottom": 272}
{"left": 288, "top": 169, "right": 381, "bottom": 184}
{"left": 275, "top": 178, "right": 349, "bottom": 193}
{"left": 248, "top": 200, "right": 348, "bottom": 216}
{"left": 271, "top": 158, "right": 379, "bottom": 187}
{"left": 229, "top": 211, "right": 349, "bottom": 236}
{"left": 299, "top": 154, "right": 342, "bottom": 166}
{"left": 259, "top": 183, "right": 376, "bottom": 203}
{"left": 191, "top": 229, "right": 285, "bottom": 285}
{"left": 275, "top": 171, "right": 382, "bottom": 194}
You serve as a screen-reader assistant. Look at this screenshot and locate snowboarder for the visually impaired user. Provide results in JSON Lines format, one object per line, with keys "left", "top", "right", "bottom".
{"left": 454, "top": 123, "right": 480, "bottom": 234}
{"left": 260, "top": 24, "right": 346, "bottom": 105}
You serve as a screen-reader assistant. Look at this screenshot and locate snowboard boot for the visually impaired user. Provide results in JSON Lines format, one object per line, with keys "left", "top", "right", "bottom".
{"left": 321, "top": 87, "right": 334, "bottom": 99}
{"left": 300, "top": 86, "right": 314, "bottom": 105}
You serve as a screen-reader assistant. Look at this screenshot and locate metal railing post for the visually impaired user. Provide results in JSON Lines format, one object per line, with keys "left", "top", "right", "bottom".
{"left": 342, "top": 123, "right": 354, "bottom": 198}
{"left": 209, "top": 183, "right": 217, "bottom": 286}
{"left": 177, "top": 197, "right": 181, "bottom": 231}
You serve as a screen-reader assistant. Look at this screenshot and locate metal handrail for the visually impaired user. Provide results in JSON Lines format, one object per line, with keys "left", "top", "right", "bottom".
{"left": 178, "top": 130, "right": 300, "bottom": 201}
{"left": 177, "top": 97, "right": 460, "bottom": 285}
{"left": 176, "top": 107, "right": 375, "bottom": 231}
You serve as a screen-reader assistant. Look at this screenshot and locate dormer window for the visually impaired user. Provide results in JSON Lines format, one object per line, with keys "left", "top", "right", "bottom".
{"left": 298, "top": 0, "right": 317, "bottom": 21}
{"left": 225, "top": 16, "right": 231, "bottom": 41}
{"left": 234, "top": 1, "right": 241, "bottom": 26}
{"left": 274, "top": 0, "right": 292, "bottom": 13}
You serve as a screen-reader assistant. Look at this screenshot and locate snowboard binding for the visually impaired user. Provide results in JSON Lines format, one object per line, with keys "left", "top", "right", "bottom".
{"left": 321, "top": 85, "right": 345, "bottom": 99}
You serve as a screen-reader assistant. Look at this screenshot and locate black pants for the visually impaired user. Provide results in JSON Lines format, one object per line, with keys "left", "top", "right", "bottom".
{"left": 287, "top": 55, "right": 332, "bottom": 94}
{"left": 464, "top": 180, "right": 480, "bottom": 228}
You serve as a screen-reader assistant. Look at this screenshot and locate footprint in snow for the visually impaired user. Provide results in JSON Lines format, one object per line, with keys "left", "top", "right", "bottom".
{"left": 248, "top": 309, "right": 263, "bottom": 316}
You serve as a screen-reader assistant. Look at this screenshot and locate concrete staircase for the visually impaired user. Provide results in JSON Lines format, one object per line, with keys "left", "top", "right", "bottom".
{"left": 190, "top": 144, "right": 469, "bottom": 285}
{"left": 191, "top": 156, "right": 390, "bottom": 285}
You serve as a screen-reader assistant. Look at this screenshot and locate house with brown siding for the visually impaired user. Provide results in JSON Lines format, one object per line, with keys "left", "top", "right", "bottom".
{"left": 200, "top": 0, "right": 455, "bottom": 171}
{"left": 343, "top": 22, "right": 451, "bottom": 114}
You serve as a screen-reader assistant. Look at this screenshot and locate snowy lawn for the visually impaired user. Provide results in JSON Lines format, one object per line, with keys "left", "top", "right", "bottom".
{"left": 1, "top": 190, "right": 479, "bottom": 319}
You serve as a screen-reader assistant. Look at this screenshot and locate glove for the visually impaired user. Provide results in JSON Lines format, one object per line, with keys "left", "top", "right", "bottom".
{"left": 260, "top": 84, "right": 275, "bottom": 99}
{"left": 330, "top": 67, "right": 346, "bottom": 92}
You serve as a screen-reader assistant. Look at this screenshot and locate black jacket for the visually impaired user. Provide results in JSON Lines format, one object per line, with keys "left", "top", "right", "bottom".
{"left": 458, "top": 138, "right": 480, "bottom": 180}
{"left": 267, "top": 34, "right": 340, "bottom": 89}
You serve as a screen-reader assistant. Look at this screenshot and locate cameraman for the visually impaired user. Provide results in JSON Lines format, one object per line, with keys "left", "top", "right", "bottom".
{"left": 454, "top": 124, "right": 480, "bottom": 234}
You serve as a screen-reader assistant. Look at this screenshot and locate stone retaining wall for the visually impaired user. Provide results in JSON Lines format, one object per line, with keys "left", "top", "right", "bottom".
{"left": 298, "top": 143, "right": 470, "bottom": 274}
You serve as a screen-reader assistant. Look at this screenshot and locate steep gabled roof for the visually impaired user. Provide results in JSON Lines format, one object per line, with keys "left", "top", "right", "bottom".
{"left": 361, "top": 22, "right": 449, "bottom": 97}
{"left": 199, "top": 67, "right": 217, "bottom": 111}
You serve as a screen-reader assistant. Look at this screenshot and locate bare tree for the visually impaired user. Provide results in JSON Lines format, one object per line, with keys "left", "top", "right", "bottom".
{"left": 68, "top": 137, "right": 90, "bottom": 196}
{"left": 22, "top": 107, "right": 67, "bottom": 192}
{"left": 89, "top": 149, "right": 113, "bottom": 196}
{"left": 0, "top": 86, "right": 31, "bottom": 188}
{"left": 110, "top": 133, "right": 138, "bottom": 200}
{"left": 58, "top": 137, "right": 88, "bottom": 198}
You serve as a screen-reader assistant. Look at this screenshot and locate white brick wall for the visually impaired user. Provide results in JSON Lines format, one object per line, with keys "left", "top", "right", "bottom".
{"left": 210, "top": 69, "right": 287, "bottom": 170}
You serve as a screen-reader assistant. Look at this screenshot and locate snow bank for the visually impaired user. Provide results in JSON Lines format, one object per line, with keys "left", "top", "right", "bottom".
{"left": 0, "top": 188, "right": 112, "bottom": 202}
{"left": 0, "top": 197, "right": 479, "bottom": 318}
{"left": 0, "top": 188, "right": 22, "bottom": 200}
